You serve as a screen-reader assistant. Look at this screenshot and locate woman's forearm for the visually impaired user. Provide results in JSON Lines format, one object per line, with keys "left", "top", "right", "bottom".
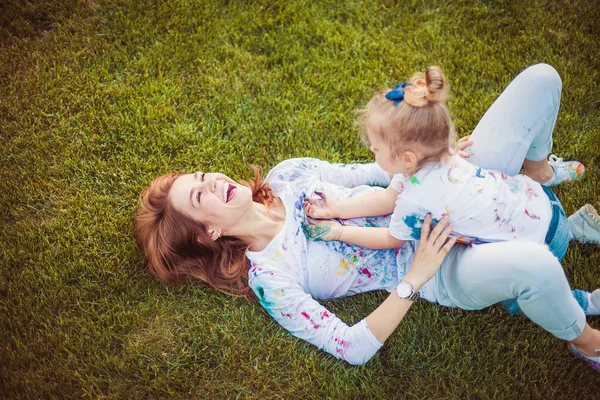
{"left": 365, "top": 292, "right": 415, "bottom": 342}
{"left": 365, "top": 273, "right": 425, "bottom": 342}
{"left": 366, "top": 215, "right": 455, "bottom": 343}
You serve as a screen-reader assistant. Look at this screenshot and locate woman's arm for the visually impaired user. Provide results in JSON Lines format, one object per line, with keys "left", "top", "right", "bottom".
{"left": 249, "top": 268, "right": 384, "bottom": 365}
{"left": 253, "top": 215, "right": 454, "bottom": 364}
{"left": 266, "top": 158, "right": 392, "bottom": 189}
{"left": 366, "top": 215, "right": 456, "bottom": 342}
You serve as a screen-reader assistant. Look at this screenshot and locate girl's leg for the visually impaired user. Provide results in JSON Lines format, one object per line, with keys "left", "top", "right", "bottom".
{"left": 571, "top": 324, "right": 600, "bottom": 357}
{"left": 569, "top": 325, "right": 600, "bottom": 370}
{"left": 465, "top": 64, "right": 584, "bottom": 184}
{"left": 465, "top": 63, "right": 561, "bottom": 175}
{"left": 437, "top": 241, "right": 597, "bottom": 345}
{"left": 522, "top": 159, "right": 554, "bottom": 184}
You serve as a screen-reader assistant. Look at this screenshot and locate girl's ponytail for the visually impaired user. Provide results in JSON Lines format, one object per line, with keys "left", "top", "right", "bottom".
{"left": 359, "top": 65, "right": 456, "bottom": 175}
{"left": 425, "top": 66, "right": 448, "bottom": 104}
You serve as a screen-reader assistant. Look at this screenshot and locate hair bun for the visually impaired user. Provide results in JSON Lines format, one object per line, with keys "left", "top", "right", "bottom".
{"left": 425, "top": 66, "right": 448, "bottom": 103}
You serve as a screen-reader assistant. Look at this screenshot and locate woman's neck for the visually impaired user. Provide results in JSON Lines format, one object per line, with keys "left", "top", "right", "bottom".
{"left": 227, "top": 198, "right": 287, "bottom": 252}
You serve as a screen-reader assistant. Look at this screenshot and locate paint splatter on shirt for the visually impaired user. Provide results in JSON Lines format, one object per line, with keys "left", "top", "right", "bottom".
{"left": 389, "top": 154, "right": 552, "bottom": 245}
{"left": 246, "top": 158, "right": 425, "bottom": 365}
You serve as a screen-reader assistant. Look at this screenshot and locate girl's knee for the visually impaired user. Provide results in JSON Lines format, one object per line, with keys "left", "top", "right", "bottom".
{"left": 523, "top": 63, "right": 562, "bottom": 93}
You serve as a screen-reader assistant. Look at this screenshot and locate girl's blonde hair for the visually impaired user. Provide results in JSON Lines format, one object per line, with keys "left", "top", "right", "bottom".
{"left": 359, "top": 66, "right": 457, "bottom": 175}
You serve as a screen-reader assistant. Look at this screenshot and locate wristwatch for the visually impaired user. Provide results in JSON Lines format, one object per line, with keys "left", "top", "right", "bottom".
{"left": 395, "top": 280, "right": 420, "bottom": 302}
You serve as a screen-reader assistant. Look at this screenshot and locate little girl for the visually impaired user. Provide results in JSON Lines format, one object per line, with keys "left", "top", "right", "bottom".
{"left": 303, "top": 66, "right": 591, "bottom": 262}
{"left": 302, "top": 64, "right": 600, "bottom": 370}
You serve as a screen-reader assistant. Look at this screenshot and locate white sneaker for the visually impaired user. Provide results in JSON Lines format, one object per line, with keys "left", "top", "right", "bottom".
{"left": 543, "top": 154, "right": 585, "bottom": 187}
{"left": 592, "top": 289, "right": 600, "bottom": 310}
{"left": 568, "top": 342, "right": 600, "bottom": 371}
{"left": 568, "top": 204, "right": 600, "bottom": 245}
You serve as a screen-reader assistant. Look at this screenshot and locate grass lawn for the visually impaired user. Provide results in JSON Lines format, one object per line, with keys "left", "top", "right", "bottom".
{"left": 2, "top": 0, "right": 600, "bottom": 398}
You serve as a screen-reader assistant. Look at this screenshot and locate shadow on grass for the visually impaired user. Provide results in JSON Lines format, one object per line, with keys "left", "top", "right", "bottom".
{"left": 0, "top": 0, "right": 97, "bottom": 44}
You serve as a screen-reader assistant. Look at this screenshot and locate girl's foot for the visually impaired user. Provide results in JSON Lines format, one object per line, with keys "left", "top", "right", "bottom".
{"left": 568, "top": 204, "right": 600, "bottom": 245}
{"left": 568, "top": 342, "right": 600, "bottom": 371}
{"left": 593, "top": 289, "right": 600, "bottom": 311}
{"left": 543, "top": 154, "right": 585, "bottom": 187}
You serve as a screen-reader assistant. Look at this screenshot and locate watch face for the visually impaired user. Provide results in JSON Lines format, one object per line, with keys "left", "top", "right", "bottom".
{"left": 396, "top": 282, "right": 412, "bottom": 298}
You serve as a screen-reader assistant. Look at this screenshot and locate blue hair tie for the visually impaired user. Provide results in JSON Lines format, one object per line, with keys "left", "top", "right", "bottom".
{"left": 385, "top": 82, "right": 408, "bottom": 106}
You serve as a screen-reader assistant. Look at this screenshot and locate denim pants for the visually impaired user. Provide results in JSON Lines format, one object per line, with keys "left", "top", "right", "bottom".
{"left": 542, "top": 185, "right": 570, "bottom": 261}
{"left": 432, "top": 64, "right": 586, "bottom": 341}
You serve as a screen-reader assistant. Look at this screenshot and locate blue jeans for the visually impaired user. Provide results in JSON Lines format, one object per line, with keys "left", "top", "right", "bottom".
{"left": 498, "top": 186, "right": 573, "bottom": 314}
{"left": 435, "top": 241, "right": 585, "bottom": 341}
{"left": 542, "top": 185, "right": 570, "bottom": 261}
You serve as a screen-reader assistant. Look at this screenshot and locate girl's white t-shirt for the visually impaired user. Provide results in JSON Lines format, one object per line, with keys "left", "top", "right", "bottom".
{"left": 389, "top": 154, "right": 552, "bottom": 245}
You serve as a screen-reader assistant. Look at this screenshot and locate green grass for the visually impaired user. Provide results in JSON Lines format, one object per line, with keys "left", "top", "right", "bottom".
{"left": 2, "top": 0, "right": 600, "bottom": 398}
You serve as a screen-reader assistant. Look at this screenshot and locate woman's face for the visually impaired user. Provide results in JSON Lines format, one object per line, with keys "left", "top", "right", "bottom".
{"left": 169, "top": 171, "right": 252, "bottom": 237}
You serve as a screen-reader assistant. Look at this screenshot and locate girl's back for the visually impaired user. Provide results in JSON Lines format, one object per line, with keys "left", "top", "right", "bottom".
{"left": 389, "top": 154, "right": 552, "bottom": 245}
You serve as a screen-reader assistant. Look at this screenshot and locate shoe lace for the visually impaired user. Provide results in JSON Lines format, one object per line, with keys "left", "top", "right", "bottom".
{"left": 548, "top": 154, "right": 563, "bottom": 167}
{"left": 585, "top": 205, "right": 600, "bottom": 225}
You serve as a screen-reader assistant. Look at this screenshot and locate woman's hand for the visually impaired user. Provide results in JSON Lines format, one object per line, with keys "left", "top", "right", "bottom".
{"left": 303, "top": 190, "right": 340, "bottom": 219}
{"left": 456, "top": 135, "right": 473, "bottom": 159}
{"left": 301, "top": 217, "right": 343, "bottom": 242}
{"left": 404, "top": 214, "right": 457, "bottom": 289}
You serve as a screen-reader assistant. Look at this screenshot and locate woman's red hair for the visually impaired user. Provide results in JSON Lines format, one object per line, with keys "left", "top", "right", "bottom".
{"left": 132, "top": 167, "right": 276, "bottom": 301}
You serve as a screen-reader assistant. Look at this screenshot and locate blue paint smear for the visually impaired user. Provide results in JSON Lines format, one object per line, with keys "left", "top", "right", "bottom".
{"left": 255, "top": 286, "right": 274, "bottom": 309}
{"left": 403, "top": 214, "right": 440, "bottom": 240}
{"left": 294, "top": 193, "right": 306, "bottom": 212}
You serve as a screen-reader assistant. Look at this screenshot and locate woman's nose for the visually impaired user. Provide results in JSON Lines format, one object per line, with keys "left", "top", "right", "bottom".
{"left": 202, "top": 178, "right": 217, "bottom": 192}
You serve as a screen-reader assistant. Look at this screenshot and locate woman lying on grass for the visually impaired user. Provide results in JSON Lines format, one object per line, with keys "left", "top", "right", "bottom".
{"left": 133, "top": 64, "right": 600, "bottom": 369}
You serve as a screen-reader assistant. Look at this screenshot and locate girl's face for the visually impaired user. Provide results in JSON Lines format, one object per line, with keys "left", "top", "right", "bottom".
{"left": 169, "top": 172, "right": 252, "bottom": 238}
{"left": 367, "top": 132, "right": 406, "bottom": 175}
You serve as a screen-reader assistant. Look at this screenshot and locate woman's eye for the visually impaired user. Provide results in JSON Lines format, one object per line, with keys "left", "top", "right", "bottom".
{"left": 197, "top": 192, "right": 202, "bottom": 203}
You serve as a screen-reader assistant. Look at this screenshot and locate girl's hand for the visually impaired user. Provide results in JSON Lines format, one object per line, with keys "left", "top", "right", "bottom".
{"left": 404, "top": 214, "right": 456, "bottom": 288}
{"left": 456, "top": 135, "right": 473, "bottom": 159}
{"left": 303, "top": 190, "right": 340, "bottom": 219}
{"left": 301, "top": 217, "right": 343, "bottom": 242}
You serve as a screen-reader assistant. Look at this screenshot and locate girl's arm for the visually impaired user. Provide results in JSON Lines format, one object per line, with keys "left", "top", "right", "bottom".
{"left": 302, "top": 220, "right": 405, "bottom": 250}
{"left": 304, "top": 184, "right": 398, "bottom": 220}
{"left": 339, "top": 226, "right": 405, "bottom": 249}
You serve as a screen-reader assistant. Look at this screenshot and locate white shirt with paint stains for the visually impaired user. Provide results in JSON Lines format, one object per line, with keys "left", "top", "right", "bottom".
{"left": 246, "top": 158, "right": 429, "bottom": 365}
{"left": 389, "top": 154, "right": 552, "bottom": 245}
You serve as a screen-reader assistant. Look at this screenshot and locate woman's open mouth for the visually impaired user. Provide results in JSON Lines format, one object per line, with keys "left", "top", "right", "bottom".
{"left": 222, "top": 182, "right": 236, "bottom": 203}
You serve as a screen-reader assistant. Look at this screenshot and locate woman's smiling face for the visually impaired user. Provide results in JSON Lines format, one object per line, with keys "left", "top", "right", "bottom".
{"left": 169, "top": 171, "right": 252, "bottom": 237}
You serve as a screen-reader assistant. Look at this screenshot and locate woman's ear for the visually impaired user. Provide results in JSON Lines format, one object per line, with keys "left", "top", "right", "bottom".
{"left": 208, "top": 230, "right": 221, "bottom": 241}
{"left": 200, "top": 229, "right": 221, "bottom": 243}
